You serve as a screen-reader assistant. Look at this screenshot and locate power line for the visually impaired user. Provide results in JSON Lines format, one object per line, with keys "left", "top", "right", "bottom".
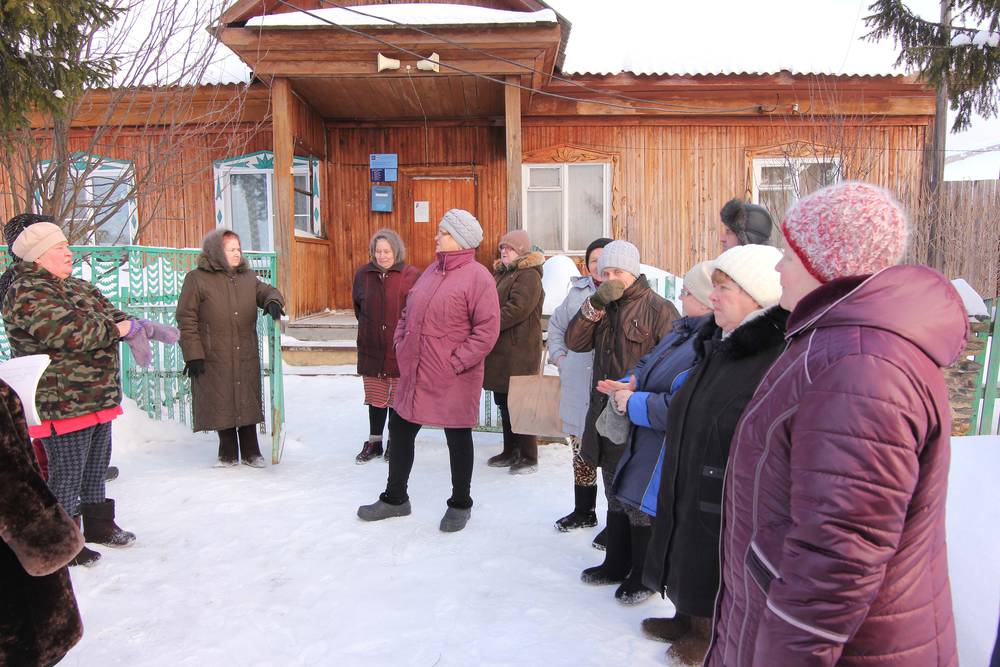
{"left": 269, "top": 0, "right": 773, "bottom": 116}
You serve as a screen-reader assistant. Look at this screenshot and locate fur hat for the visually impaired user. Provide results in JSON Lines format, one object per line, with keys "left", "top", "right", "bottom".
{"left": 370, "top": 228, "right": 406, "bottom": 264}
{"left": 596, "top": 240, "right": 641, "bottom": 278}
{"left": 720, "top": 199, "right": 775, "bottom": 246}
{"left": 682, "top": 260, "right": 715, "bottom": 308}
{"left": 439, "top": 209, "right": 484, "bottom": 249}
{"left": 712, "top": 245, "right": 783, "bottom": 309}
{"left": 12, "top": 222, "right": 68, "bottom": 263}
{"left": 499, "top": 229, "right": 531, "bottom": 257}
{"left": 781, "top": 181, "right": 909, "bottom": 283}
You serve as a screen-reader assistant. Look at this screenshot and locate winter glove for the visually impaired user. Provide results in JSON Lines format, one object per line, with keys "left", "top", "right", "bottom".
{"left": 183, "top": 359, "right": 206, "bottom": 378}
{"left": 139, "top": 319, "right": 180, "bottom": 345}
{"left": 264, "top": 301, "right": 284, "bottom": 320}
{"left": 589, "top": 280, "right": 626, "bottom": 310}
{"left": 122, "top": 320, "right": 153, "bottom": 368}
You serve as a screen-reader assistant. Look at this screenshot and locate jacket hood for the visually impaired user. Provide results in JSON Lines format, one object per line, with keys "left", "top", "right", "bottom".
{"left": 493, "top": 250, "right": 545, "bottom": 273}
{"left": 786, "top": 264, "right": 968, "bottom": 368}
{"left": 199, "top": 229, "right": 248, "bottom": 274}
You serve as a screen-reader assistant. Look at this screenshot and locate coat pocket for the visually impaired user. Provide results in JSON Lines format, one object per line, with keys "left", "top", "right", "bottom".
{"left": 745, "top": 542, "right": 777, "bottom": 595}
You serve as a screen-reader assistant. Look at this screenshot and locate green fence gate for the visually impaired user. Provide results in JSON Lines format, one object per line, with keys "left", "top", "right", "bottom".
{"left": 0, "top": 245, "right": 285, "bottom": 463}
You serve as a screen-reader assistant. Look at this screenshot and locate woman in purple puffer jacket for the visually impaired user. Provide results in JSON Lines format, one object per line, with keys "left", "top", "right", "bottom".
{"left": 357, "top": 209, "right": 500, "bottom": 534}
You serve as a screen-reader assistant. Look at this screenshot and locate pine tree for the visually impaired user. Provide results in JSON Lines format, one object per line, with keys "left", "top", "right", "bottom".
{"left": 0, "top": 0, "right": 122, "bottom": 130}
{"left": 865, "top": 0, "right": 999, "bottom": 133}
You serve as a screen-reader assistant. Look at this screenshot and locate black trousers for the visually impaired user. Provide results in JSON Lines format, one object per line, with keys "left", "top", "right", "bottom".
{"left": 381, "top": 412, "right": 474, "bottom": 509}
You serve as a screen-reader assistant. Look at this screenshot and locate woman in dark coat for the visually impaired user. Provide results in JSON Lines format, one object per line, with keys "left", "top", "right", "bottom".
{"left": 176, "top": 229, "right": 285, "bottom": 468}
{"left": 640, "top": 244, "right": 786, "bottom": 664}
{"left": 707, "top": 183, "right": 962, "bottom": 667}
{"left": 596, "top": 260, "right": 714, "bottom": 605}
{"left": 357, "top": 209, "right": 500, "bottom": 533}
{"left": 352, "top": 229, "right": 420, "bottom": 464}
{"left": 483, "top": 229, "right": 545, "bottom": 474}
{"left": 564, "top": 240, "right": 678, "bottom": 600}
{"left": 0, "top": 378, "right": 84, "bottom": 666}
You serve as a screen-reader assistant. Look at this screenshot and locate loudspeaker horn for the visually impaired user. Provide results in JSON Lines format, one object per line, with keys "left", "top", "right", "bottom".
{"left": 416, "top": 52, "right": 440, "bottom": 73}
{"left": 377, "top": 53, "right": 401, "bottom": 72}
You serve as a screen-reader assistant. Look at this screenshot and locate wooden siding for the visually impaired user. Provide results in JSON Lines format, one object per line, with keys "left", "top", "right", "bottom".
{"left": 293, "top": 237, "right": 334, "bottom": 314}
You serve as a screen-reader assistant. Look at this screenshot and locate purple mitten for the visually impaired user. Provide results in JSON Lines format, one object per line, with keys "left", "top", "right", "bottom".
{"left": 139, "top": 319, "right": 180, "bottom": 344}
{"left": 124, "top": 325, "right": 153, "bottom": 367}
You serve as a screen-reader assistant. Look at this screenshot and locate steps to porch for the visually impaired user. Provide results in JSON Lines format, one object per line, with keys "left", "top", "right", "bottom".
{"left": 282, "top": 310, "right": 358, "bottom": 366}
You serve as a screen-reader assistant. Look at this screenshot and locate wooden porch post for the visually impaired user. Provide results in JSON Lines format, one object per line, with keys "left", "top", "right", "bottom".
{"left": 504, "top": 75, "right": 523, "bottom": 231}
{"left": 271, "top": 78, "right": 295, "bottom": 314}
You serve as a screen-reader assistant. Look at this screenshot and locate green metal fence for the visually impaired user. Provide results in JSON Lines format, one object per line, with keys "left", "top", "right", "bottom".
{"left": 0, "top": 245, "right": 285, "bottom": 462}
{"left": 969, "top": 298, "right": 999, "bottom": 436}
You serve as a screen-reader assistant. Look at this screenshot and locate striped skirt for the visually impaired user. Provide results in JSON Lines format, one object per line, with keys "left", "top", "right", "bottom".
{"left": 362, "top": 375, "right": 398, "bottom": 409}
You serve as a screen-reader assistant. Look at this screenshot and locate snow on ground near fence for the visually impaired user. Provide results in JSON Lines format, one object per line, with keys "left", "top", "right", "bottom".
{"left": 61, "top": 375, "right": 999, "bottom": 666}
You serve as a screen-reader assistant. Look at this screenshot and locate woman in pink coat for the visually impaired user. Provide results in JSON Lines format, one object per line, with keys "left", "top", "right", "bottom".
{"left": 705, "top": 182, "right": 963, "bottom": 667}
{"left": 357, "top": 209, "right": 500, "bottom": 533}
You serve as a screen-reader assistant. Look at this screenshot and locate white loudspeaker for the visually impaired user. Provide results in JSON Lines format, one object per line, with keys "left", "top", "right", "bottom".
{"left": 377, "top": 53, "right": 401, "bottom": 72}
{"left": 416, "top": 52, "right": 440, "bottom": 73}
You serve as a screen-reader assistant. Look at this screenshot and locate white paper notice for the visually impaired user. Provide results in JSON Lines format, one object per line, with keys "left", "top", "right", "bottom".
{"left": 414, "top": 200, "right": 430, "bottom": 223}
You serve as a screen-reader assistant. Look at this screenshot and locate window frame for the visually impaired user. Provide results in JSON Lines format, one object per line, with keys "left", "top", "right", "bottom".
{"left": 522, "top": 161, "right": 611, "bottom": 255}
{"left": 751, "top": 155, "right": 841, "bottom": 211}
{"left": 39, "top": 153, "right": 138, "bottom": 246}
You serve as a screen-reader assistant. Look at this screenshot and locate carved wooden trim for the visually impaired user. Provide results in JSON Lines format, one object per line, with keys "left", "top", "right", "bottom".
{"left": 522, "top": 143, "right": 624, "bottom": 232}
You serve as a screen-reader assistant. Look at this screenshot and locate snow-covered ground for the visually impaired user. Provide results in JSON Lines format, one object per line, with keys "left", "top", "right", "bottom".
{"left": 60, "top": 373, "right": 999, "bottom": 666}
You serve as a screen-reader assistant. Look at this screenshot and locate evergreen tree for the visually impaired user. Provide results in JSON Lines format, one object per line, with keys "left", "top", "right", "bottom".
{"left": 0, "top": 0, "right": 122, "bottom": 130}
{"left": 865, "top": 0, "right": 999, "bottom": 132}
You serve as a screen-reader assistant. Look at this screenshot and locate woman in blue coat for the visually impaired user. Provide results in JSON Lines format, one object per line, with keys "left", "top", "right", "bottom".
{"left": 596, "top": 260, "right": 714, "bottom": 605}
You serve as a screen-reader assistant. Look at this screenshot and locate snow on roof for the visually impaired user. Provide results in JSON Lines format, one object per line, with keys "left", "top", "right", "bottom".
{"left": 944, "top": 150, "right": 1000, "bottom": 182}
{"left": 245, "top": 4, "right": 558, "bottom": 29}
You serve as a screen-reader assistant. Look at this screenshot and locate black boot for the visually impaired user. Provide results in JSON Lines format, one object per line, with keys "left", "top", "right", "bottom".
{"left": 641, "top": 614, "right": 692, "bottom": 642}
{"left": 81, "top": 499, "right": 135, "bottom": 548}
{"left": 592, "top": 527, "right": 608, "bottom": 550}
{"left": 384, "top": 441, "right": 391, "bottom": 463}
{"left": 238, "top": 424, "right": 265, "bottom": 468}
{"left": 555, "top": 485, "right": 598, "bottom": 531}
{"left": 105, "top": 465, "right": 119, "bottom": 482}
{"left": 356, "top": 440, "right": 384, "bottom": 463}
{"left": 69, "top": 515, "right": 101, "bottom": 567}
{"left": 581, "top": 511, "right": 630, "bottom": 585}
{"left": 216, "top": 428, "right": 238, "bottom": 467}
{"left": 615, "top": 523, "right": 654, "bottom": 605}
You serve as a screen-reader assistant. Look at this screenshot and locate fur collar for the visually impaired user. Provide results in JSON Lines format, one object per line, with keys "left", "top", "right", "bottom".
{"left": 694, "top": 306, "right": 789, "bottom": 361}
{"left": 493, "top": 250, "right": 545, "bottom": 273}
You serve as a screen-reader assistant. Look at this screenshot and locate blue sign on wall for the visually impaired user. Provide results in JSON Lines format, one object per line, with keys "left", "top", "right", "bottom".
{"left": 371, "top": 185, "right": 393, "bottom": 212}
{"left": 369, "top": 153, "right": 398, "bottom": 169}
{"left": 370, "top": 168, "right": 398, "bottom": 182}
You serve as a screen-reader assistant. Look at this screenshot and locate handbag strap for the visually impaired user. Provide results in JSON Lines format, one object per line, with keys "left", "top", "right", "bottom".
{"left": 538, "top": 348, "right": 548, "bottom": 376}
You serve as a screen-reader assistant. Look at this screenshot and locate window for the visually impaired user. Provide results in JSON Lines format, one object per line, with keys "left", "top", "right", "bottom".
{"left": 752, "top": 156, "right": 840, "bottom": 223}
{"left": 213, "top": 151, "right": 322, "bottom": 252}
{"left": 522, "top": 162, "right": 610, "bottom": 253}
{"left": 40, "top": 154, "right": 137, "bottom": 245}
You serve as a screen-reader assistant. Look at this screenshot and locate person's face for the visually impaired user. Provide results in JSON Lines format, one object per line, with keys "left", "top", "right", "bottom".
{"left": 223, "top": 235, "right": 242, "bottom": 268}
{"left": 35, "top": 241, "right": 73, "bottom": 280}
{"left": 720, "top": 224, "right": 741, "bottom": 251}
{"left": 435, "top": 226, "right": 461, "bottom": 252}
{"left": 601, "top": 267, "right": 636, "bottom": 289}
{"left": 709, "top": 274, "right": 760, "bottom": 333}
{"left": 679, "top": 287, "right": 711, "bottom": 318}
{"left": 776, "top": 246, "right": 821, "bottom": 311}
{"left": 374, "top": 238, "right": 395, "bottom": 269}
{"left": 587, "top": 247, "right": 603, "bottom": 278}
{"left": 499, "top": 243, "right": 517, "bottom": 266}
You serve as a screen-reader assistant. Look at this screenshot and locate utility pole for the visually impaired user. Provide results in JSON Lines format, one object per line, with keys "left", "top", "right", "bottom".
{"left": 925, "top": 0, "right": 951, "bottom": 270}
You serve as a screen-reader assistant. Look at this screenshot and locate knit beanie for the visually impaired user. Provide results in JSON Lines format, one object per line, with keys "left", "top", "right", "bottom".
{"left": 597, "top": 240, "right": 641, "bottom": 278}
{"left": 12, "top": 222, "right": 68, "bottom": 263}
{"left": 720, "top": 199, "right": 775, "bottom": 246}
{"left": 781, "top": 181, "right": 909, "bottom": 283}
{"left": 682, "top": 260, "right": 714, "bottom": 308}
{"left": 712, "top": 245, "right": 783, "bottom": 309}
{"left": 499, "top": 229, "right": 531, "bottom": 257}
{"left": 584, "top": 237, "right": 613, "bottom": 267}
{"left": 5, "top": 213, "right": 54, "bottom": 259}
{"left": 439, "top": 209, "right": 484, "bottom": 249}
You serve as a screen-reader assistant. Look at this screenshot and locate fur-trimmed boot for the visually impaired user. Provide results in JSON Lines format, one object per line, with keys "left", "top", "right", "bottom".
{"left": 580, "top": 511, "right": 630, "bottom": 585}
{"left": 664, "top": 615, "right": 712, "bottom": 665}
{"left": 555, "top": 485, "right": 598, "bottom": 531}
{"left": 69, "top": 515, "right": 101, "bottom": 567}
{"left": 615, "top": 524, "right": 654, "bottom": 605}
{"left": 80, "top": 499, "right": 136, "bottom": 547}
{"left": 641, "top": 614, "right": 692, "bottom": 643}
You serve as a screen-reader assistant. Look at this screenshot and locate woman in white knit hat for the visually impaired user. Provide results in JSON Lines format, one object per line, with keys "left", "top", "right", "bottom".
{"left": 640, "top": 244, "right": 787, "bottom": 664}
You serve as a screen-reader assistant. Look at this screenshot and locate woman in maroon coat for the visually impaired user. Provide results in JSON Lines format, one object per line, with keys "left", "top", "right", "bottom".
{"left": 357, "top": 209, "right": 500, "bottom": 533}
{"left": 706, "top": 182, "right": 964, "bottom": 667}
{"left": 352, "top": 229, "right": 420, "bottom": 463}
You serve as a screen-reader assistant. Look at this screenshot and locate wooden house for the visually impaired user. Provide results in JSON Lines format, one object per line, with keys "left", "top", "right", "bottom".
{"left": 1, "top": 0, "right": 937, "bottom": 318}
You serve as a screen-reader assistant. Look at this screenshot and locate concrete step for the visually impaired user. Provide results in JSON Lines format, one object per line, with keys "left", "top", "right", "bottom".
{"left": 285, "top": 310, "right": 358, "bottom": 342}
{"left": 281, "top": 337, "right": 357, "bottom": 366}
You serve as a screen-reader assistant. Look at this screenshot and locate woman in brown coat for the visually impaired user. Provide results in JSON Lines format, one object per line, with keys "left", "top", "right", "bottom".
{"left": 176, "top": 229, "right": 285, "bottom": 468}
{"left": 483, "top": 229, "right": 545, "bottom": 474}
{"left": 352, "top": 229, "right": 420, "bottom": 464}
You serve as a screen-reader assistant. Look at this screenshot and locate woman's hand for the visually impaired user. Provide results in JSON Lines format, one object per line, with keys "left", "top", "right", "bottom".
{"left": 596, "top": 375, "right": 637, "bottom": 395}
{"left": 613, "top": 389, "right": 632, "bottom": 413}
